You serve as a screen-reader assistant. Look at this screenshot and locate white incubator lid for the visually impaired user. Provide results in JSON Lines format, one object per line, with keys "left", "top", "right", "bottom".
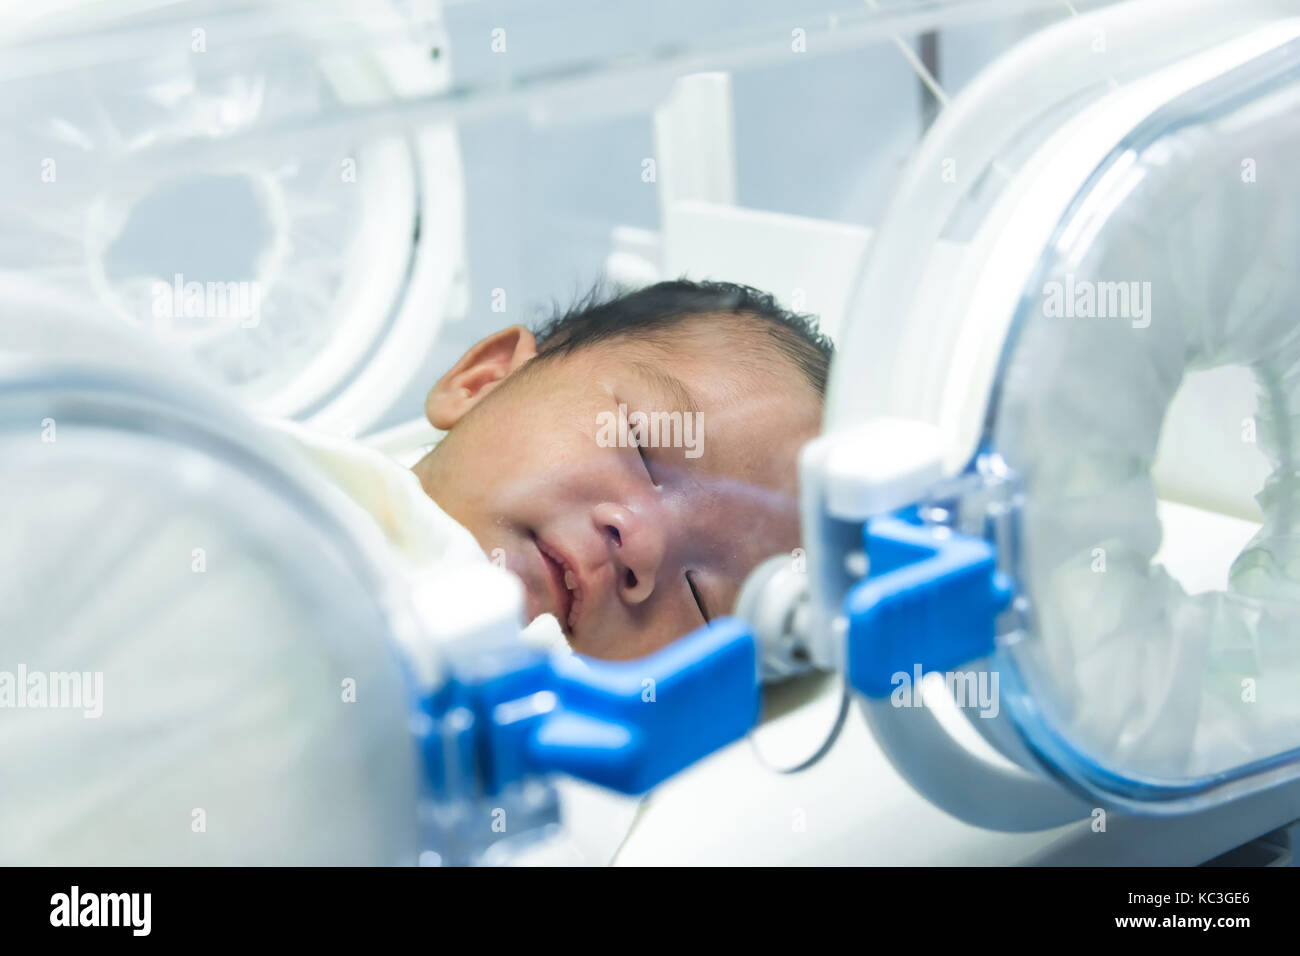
{"left": 828, "top": 11, "right": 1300, "bottom": 815}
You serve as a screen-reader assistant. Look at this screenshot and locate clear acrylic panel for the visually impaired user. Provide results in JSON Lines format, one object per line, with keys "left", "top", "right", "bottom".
{"left": 0, "top": 305, "right": 421, "bottom": 862}
{"left": 990, "top": 37, "right": 1300, "bottom": 808}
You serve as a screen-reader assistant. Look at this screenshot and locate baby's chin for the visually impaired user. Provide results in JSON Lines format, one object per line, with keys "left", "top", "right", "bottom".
{"left": 520, "top": 613, "right": 571, "bottom": 655}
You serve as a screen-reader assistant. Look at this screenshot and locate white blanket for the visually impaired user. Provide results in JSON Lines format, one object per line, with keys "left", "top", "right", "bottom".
{"left": 271, "top": 418, "right": 641, "bottom": 864}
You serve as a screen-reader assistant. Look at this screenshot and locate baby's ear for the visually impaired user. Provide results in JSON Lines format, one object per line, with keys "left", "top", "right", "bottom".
{"left": 425, "top": 325, "right": 538, "bottom": 429}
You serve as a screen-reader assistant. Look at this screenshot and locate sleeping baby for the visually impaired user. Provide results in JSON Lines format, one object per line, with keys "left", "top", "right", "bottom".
{"left": 290, "top": 278, "right": 832, "bottom": 661}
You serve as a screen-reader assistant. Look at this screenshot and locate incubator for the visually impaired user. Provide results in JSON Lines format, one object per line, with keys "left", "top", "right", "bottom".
{"left": 2, "top": 0, "right": 1300, "bottom": 866}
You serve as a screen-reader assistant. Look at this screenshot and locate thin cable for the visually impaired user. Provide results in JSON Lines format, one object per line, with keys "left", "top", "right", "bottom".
{"left": 863, "top": 0, "right": 1014, "bottom": 181}
{"left": 864, "top": 0, "right": 951, "bottom": 108}
{"left": 747, "top": 684, "right": 853, "bottom": 775}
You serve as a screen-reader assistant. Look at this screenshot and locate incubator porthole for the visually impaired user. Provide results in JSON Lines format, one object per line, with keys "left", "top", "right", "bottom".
{"left": 0, "top": 369, "right": 420, "bottom": 864}
{"left": 16, "top": 0, "right": 463, "bottom": 432}
{"left": 989, "top": 62, "right": 1300, "bottom": 789}
{"left": 88, "top": 170, "right": 288, "bottom": 349}
{"left": 82, "top": 134, "right": 419, "bottom": 412}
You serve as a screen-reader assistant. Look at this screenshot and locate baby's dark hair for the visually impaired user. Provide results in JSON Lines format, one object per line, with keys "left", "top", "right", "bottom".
{"left": 531, "top": 279, "right": 834, "bottom": 396}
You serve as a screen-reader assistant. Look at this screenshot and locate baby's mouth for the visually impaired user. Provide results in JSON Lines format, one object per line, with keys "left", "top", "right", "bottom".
{"left": 532, "top": 534, "right": 583, "bottom": 637}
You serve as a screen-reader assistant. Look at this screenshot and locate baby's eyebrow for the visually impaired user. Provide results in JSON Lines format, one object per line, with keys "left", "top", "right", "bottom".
{"left": 631, "top": 362, "right": 702, "bottom": 416}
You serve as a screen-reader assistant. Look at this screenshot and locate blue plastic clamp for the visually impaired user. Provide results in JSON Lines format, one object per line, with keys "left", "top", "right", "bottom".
{"left": 845, "top": 515, "right": 1012, "bottom": 698}
{"left": 419, "top": 617, "right": 761, "bottom": 797}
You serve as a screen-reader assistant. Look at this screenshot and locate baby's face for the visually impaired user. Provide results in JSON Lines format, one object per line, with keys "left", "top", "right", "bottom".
{"left": 415, "top": 325, "right": 821, "bottom": 659}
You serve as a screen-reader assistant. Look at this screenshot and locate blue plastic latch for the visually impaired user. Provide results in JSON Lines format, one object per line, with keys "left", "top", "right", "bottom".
{"left": 845, "top": 515, "right": 1013, "bottom": 698}
{"left": 530, "top": 616, "right": 760, "bottom": 795}
{"left": 419, "top": 617, "right": 761, "bottom": 798}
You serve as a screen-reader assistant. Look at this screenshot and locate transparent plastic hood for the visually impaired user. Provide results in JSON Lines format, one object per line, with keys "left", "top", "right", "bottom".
{"left": 988, "top": 36, "right": 1300, "bottom": 804}
{"left": 0, "top": 298, "right": 423, "bottom": 863}
{"left": 820, "top": 10, "right": 1300, "bottom": 818}
{"left": 0, "top": 0, "right": 1122, "bottom": 436}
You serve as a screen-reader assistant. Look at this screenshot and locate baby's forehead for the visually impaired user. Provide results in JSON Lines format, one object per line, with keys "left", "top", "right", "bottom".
{"left": 601, "top": 318, "right": 816, "bottom": 405}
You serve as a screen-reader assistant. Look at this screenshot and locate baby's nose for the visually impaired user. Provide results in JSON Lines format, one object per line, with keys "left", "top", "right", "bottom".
{"left": 592, "top": 502, "right": 665, "bottom": 605}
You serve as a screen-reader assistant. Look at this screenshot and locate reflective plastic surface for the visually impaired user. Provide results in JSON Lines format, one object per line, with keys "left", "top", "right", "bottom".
{"left": 989, "top": 37, "right": 1300, "bottom": 807}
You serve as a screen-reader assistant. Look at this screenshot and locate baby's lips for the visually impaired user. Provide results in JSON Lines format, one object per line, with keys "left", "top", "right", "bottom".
{"left": 533, "top": 536, "right": 578, "bottom": 635}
